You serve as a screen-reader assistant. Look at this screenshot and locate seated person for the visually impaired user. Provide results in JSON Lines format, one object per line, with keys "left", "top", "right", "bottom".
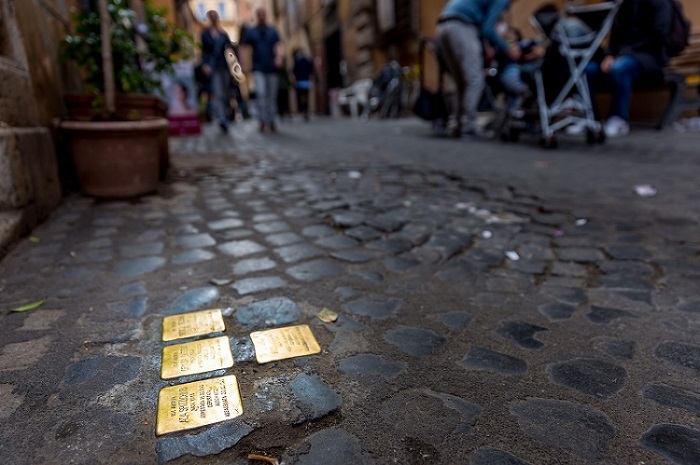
{"left": 586, "top": 0, "right": 672, "bottom": 137}
{"left": 493, "top": 22, "right": 545, "bottom": 107}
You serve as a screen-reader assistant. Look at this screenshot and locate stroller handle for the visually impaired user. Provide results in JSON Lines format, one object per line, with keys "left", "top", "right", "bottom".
{"left": 566, "top": 0, "right": 623, "bottom": 15}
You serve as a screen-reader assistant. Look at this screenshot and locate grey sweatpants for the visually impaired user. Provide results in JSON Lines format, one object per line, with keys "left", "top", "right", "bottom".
{"left": 437, "top": 20, "right": 484, "bottom": 131}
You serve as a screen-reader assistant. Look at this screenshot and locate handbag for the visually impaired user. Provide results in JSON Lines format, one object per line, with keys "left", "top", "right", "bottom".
{"left": 413, "top": 87, "right": 447, "bottom": 121}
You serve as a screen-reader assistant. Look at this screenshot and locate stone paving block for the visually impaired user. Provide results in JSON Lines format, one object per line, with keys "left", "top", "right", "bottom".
{"left": 538, "top": 302, "right": 577, "bottom": 321}
{"left": 207, "top": 218, "right": 244, "bottom": 230}
{"left": 655, "top": 341, "right": 700, "bottom": 372}
{"left": 114, "top": 256, "right": 167, "bottom": 277}
{"left": 548, "top": 358, "right": 627, "bottom": 398}
{"left": 119, "top": 281, "right": 146, "bottom": 297}
{"left": 232, "top": 276, "right": 287, "bottom": 295}
{"left": 315, "top": 234, "right": 359, "bottom": 250}
{"left": 235, "top": 297, "right": 301, "bottom": 329}
{"left": 423, "top": 230, "right": 473, "bottom": 260}
{"left": 174, "top": 233, "right": 216, "bottom": 249}
{"left": 459, "top": 346, "right": 527, "bottom": 375}
{"left": 510, "top": 398, "right": 614, "bottom": 461}
{"left": 605, "top": 245, "right": 652, "bottom": 260}
{"left": 107, "top": 296, "right": 148, "bottom": 318}
{"left": 253, "top": 213, "right": 280, "bottom": 222}
{"left": 644, "top": 384, "right": 700, "bottom": 414}
{"left": 62, "top": 356, "right": 141, "bottom": 398}
{"left": 342, "top": 297, "right": 402, "bottom": 320}
{"left": 0, "top": 336, "right": 53, "bottom": 371}
{"left": 266, "top": 232, "right": 303, "bottom": 246}
{"left": 162, "top": 287, "right": 220, "bottom": 315}
{"left": 290, "top": 374, "right": 341, "bottom": 424}
{"left": 172, "top": 249, "right": 216, "bottom": 265}
{"left": 556, "top": 247, "right": 606, "bottom": 263}
{"left": 286, "top": 259, "right": 343, "bottom": 282}
{"left": 119, "top": 242, "right": 165, "bottom": 259}
{"left": 302, "top": 224, "right": 336, "bottom": 238}
{"left": 677, "top": 300, "right": 700, "bottom": 313}
{"left": 254, "top": 221, "right": 290, "bottom": 234}
{"left": 433, "top": 311, "right": 473, "bottom": 331}
{"left": 287, "top": 428, "right": 374, "bottom": 465}
{"left": 382, "top": 255, "right": 421, "bottom": 272}
{"left": 383, "top": 390, "right": 481, "bottom": 444}
{"left": 338, "top": 354, "right": 406, "bottom": 379}
{"left": 331, "top": 248, "right": 381, "bottom": 263}
{"left": 586, "top": 305, "right": 638, "bottom": 324}
{"left": 551, "top": 261, "right": 588, "bottom": 278}
{"left": 366, "top": 238, "right": 413, "bottom": 256}
{"left": 639, "top": 424, "right": 700, "bottom": 465}
{"left": 233, "top": 257, "right": 277, "bottom": 275}
{"left": 219, "top": 229, "right": 254, "bottom": 240}
{"left": 329, "top": 211, "right": 365, "bottom": 228}
{"left": 496, "top": 321, "right": 548, "bottom": 349}
{"left": 384, "top": 326, "right": 446, "bottom": 357}
{"left": 275, "top": 244, "right": 324, "bottom": 263}
{"left": 344, "top": 225, "right": 382, "bottom": 242}
{"left": 0, "top": 384, "right": 24, "bottom": 420}
{"left": 542, "top": 287, "right": 588, "bottom": 306}
{"left": 18, "top": 310, "right": 65, "bottom": 331}
{"left": 155, "top": 422, "right": 255, "bottom": 464}
{"left": 218, "top": 240, "right": 266, "bottom": 257}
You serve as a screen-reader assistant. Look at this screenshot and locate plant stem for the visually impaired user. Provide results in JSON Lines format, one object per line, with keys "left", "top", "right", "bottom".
{"left": 98, "top": 0, "right": 115, "bottom": 114}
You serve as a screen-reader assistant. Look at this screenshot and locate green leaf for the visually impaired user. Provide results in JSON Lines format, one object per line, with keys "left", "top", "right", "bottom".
{"left": 29, "top": 236, "right": 41, "bottom": 243}
{"left": 10, "top": 299, "right": 47, "bottom": 313}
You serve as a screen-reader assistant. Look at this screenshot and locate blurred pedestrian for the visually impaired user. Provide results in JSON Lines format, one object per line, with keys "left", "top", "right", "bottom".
{"left": 293, "top": 48, "right": 314, "bottom": 121}
{"left": 201, "top": 10, "right": 234, "bottom": 133}
{"left": 241, "top": 7, "right": 284, "bottom": 133}
{"left": 586, "top": 0, "right": 672, "bottom": 137}
{"left": 277, "top": 56, "right": 292, "bottom": 120}
{"left": 437, "top": 0, "right": 521, "bottom": 137}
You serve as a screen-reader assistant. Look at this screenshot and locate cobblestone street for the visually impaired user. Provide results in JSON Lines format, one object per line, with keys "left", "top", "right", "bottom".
{"left": 1, "top": 118, "right": 700, "bottom": 464}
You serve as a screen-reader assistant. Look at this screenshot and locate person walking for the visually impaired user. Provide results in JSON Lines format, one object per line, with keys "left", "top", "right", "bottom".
{"left": 241, "top": 7, "right": 284, "bottom": 133}
{"left": 200, "top": 10, "right": 234, "bottom": 133}
{"left": 437, "top": 0, "right": 521, "bottom": 137}
{"left": 585, "top": 0, "right": 672, "bottom": 137}
{"left": 293, "top": 48, "right": 314, "bottom": 121}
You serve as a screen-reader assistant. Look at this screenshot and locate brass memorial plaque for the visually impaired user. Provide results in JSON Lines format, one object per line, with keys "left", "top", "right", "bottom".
{"left": 162, "top": 309, "right": 226, "bottom": 342}
{"left": 156, "top": 375, "right": 243, "bottom": 435}
{"left": 249, "top": 325, "right": 321, "bottom": 364}
{"left": 161, "top": 336, "right": 234, "bottom": 380}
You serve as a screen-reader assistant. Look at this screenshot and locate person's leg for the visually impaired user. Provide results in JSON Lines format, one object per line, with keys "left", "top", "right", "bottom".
{"left": 501, "top": 64, "right": 526, "bottom": 95}
{"left": 607, "top": 55, "right": 641, "bottom": 121}
{"left": 437, "top": 23, "right": 467, "bottom": 135}
{"left": 585, "top": 61, "right": 601, "bottom": 113}
{"left": 460, "top": 25, "right": 484, "bottom": 132}
{"left": 253, "top": 71, "right": 267, "bottom": 130}
{"left": 210, "top": 71, "right": 228, "bottom": 129}
{"left": 266, "top": 73, "right": 279, "bottom": 129}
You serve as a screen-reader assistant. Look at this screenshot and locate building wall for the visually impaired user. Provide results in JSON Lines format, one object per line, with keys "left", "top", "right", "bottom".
{"left": 0, "top": 0, "right": 68, "bottom": 258}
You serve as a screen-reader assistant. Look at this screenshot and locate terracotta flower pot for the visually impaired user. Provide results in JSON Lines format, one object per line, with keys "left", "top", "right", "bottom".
{"left": 63, "top": 94, "right": 171, "bottom": 180}
{"left": 60, "top": 118, "right": 168, "bottom": 198}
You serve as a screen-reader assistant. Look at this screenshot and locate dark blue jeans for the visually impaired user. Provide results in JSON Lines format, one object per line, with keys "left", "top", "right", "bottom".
{"left": 586, "top": 55, "right": 642, "bottom": 121}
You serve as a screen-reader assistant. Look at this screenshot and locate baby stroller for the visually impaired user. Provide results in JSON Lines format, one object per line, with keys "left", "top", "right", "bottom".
{"left": 500, "top": 0, "right": 623, "bottom": 148}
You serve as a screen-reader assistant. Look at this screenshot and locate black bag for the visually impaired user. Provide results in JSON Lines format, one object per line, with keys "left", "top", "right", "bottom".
{"left": 666, "top": 0, "right": 691, "bottom": 57}
{"left": 413, "top": 88, "right": 447, "bottom": 121}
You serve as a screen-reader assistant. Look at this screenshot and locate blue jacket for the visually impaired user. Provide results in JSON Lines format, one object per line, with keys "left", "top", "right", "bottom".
{"left": 440, "top": 0, "right": 512, "bottom": 52}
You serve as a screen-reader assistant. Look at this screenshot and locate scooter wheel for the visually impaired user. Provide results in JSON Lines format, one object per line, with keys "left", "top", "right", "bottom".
{"left": 539, "top": 135, "right": 558, "bottom": 149}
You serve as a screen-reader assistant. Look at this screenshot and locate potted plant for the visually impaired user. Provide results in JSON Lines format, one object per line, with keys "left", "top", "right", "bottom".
{"left": 60, "top": 0, "right": 192, "bottom": 197}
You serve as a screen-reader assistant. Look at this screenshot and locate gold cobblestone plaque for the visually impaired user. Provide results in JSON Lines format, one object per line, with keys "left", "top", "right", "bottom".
{"left": 250, "top": 324, "right": 321, "bottom": 364}
{"left": 161, "top": 336, "right": 234, "bottom": 380}
{"left": 156, "top": 375, "right": 243, "bottom": 435}
{"left": 162, "top": 309, "right": 225, "bottom": 342}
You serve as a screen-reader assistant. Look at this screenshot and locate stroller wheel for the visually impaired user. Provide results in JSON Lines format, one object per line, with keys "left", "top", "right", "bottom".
{"left": 586, "top": 128, "right": 606, "bottom": 145}
{"left": 501, "top": 127, "right": 520, "bottom": 142}
{"left": 539, "top": 134, "right": 558, "bottom": 149}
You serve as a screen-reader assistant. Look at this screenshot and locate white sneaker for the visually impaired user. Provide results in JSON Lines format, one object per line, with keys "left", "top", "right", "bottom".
{"left": 566, "top": 121, "right": 586, "bottom": 135}
{"left": 604, "top": 116, "right": 629, "bottom": 138}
